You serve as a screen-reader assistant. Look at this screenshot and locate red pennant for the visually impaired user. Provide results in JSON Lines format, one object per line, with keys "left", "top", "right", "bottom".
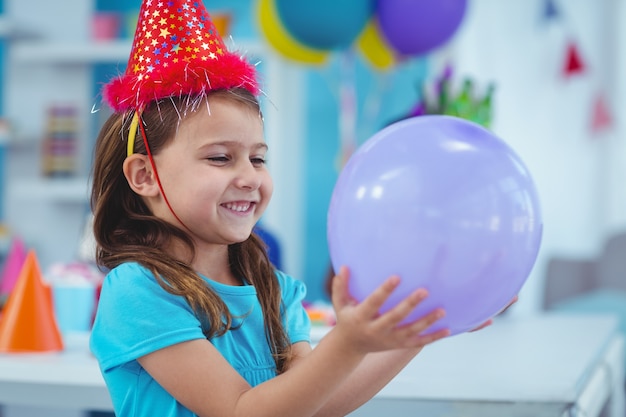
{"left": 591, "top": 93, "right": 612, "bottom": 133}
{"left": 563, "top": 41, "right": 585, "bottom": 77}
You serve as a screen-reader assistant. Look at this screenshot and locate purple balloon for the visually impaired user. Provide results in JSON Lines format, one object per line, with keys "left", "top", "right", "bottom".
{"left": 327, "top": 116, "right": 542, "bottom": 335}
{"left": 378, "top": 0, "right": 468, "bottom": 56}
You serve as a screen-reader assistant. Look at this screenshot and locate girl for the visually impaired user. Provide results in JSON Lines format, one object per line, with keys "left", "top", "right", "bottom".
{"left": 89, "top": 1, "right": 496, "bottom": 416}
{"left": 89, "top": 87, "right": 451, "bottom": 417}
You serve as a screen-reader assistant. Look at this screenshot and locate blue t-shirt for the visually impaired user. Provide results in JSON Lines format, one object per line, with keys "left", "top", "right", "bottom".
{"left": 90, "top": 262, "right": 311, "bottom": 417}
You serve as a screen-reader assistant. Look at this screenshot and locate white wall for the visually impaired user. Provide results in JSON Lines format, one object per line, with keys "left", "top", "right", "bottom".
{"left": 441, "top": 0, "right": 622, "bottom": 315}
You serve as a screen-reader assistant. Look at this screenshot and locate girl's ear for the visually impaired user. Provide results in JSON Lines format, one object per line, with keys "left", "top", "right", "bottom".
{"left": 123, "top": 154, "right": 159, "bottom": 197}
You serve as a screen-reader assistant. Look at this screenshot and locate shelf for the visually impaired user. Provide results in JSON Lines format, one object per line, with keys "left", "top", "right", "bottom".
{"left": 9, "top": 177, "right": 91, "bottom": 203}
{"left": 11, "top": 40, "right": 133, "bottom": 64}
{"left": 0, "top": 17, "right": 37, "bottom": 39}
{"left": 10, "top": 39, "right": 267, "bottom": 65}
{"left": 0, "top": 17, "right": 12, "bottom": 38}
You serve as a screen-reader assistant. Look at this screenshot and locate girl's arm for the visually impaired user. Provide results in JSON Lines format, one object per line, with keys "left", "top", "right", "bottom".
{"left": 287, "top": 342, "right": 423, "bottom": 417}
{"left": 138, "top": 268, "right": 448, "bottom": 417}
{"left": 301, "top": 284, "right": 519, "bottom": 417}
{"left": 286, "top": 268, "right": 440, "bottom": 417}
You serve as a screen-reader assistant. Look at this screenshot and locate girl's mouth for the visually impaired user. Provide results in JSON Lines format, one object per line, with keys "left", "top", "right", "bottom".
{"left": 222, "top": 202, "right": 254, "bottom": 213}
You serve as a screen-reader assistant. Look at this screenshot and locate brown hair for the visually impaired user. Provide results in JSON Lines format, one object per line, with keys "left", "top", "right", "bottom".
{"left": 91, "top": 88, "right": 292, "bottom": 373}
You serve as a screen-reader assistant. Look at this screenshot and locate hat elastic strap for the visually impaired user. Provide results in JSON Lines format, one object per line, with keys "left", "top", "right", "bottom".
{"left": 132, "top": 109, "right": 190, "bottom": 231}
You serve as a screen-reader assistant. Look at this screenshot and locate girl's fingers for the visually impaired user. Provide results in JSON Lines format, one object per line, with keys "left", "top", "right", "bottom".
{"left": 469, "top": 319, "right": 492, "bottom": 332}
{"left": 375, "top": 287, "right": 429, "bottom": 327}
{"left": 399, "top": 307, "right": 446, "bottom": 337}
{"left": 358, "top": 275, "right": 403, "bottom": 317}
{"left": 412, "top": 327, "right": 451, "bottom": 345}
{"left": 330, "top": 266, "right": 357, "bottom": 309}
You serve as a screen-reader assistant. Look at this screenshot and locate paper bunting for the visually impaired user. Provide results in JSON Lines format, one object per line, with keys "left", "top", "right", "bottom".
{"left": 563, "top": 41, "right": 585, "bottom": 77}
{"left": 542, "top": 0, "right": 560, "bottom": 22}
{"left": 591, "top": 93, "right": 612, "bottom": 133}
{"left": 0, "top": 250, "right": 64, "bottom": 352}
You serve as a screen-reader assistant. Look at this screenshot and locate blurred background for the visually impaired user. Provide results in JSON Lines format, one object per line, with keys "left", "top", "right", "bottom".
{"left": 0, "top": 0, "right": 624, "bottom": 324}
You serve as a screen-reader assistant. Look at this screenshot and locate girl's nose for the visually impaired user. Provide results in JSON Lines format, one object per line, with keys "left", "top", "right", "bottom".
{"left": 234, "top": 160, "right": 262, "bottom": 190}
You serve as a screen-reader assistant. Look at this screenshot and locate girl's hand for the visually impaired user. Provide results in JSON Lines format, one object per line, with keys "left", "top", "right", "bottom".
{"left": 469, "top": 295, "right": 519, "bottom": 332}
{"left": 330, "top": 266, "right": 450, "bottom": 355}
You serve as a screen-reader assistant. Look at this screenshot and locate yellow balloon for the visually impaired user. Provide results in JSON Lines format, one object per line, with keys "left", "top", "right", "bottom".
{"left": 357, "top": 19, "right": 397, "bottom": 71}
{"left": 257, "top": 0, "right": 329, "bottom": 65}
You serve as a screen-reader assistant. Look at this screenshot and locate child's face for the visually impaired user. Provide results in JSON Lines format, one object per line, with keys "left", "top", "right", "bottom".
{"left": 151, "top": 96, "right": 272, "bottom": 248}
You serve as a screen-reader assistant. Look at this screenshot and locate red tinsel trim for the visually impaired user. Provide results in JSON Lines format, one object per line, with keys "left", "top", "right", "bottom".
{"left": 104, "top": 52, "right": 259, "bottom": 113}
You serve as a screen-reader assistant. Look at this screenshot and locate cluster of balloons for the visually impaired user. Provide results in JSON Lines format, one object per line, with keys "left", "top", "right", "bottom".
{"left": 257, "top": 0, "right": 468, "bottom": 70}
{"left": 327, "top": 116, "right": 543, "bottom": 335}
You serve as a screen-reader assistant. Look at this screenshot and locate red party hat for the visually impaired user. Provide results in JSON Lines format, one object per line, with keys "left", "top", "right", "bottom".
{"left": 104, "top": 0, "right": 259, "bottom": 112}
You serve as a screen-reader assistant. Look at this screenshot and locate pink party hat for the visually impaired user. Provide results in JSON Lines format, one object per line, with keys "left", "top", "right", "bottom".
{"left": 104, "top": 0, "right": 259, "bottom": 113}
{"left": 0, "top": 236, "right": 27, "bottom": 296}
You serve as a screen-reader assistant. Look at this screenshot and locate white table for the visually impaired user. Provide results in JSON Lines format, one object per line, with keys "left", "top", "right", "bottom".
{"left": 349, "top": 313, "right": 625, "bottom": 417}
{"left": 0, "top": 314, "right": 623, "bottom": 417}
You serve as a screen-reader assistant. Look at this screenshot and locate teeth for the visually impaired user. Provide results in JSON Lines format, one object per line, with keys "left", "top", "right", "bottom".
{"left": 224, "top": 202, "right": 251, "bottom": 212}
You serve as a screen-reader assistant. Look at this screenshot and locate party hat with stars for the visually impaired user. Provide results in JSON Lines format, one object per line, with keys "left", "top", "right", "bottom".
{"left": 104, "top": 0, "right": 259, "bottom": 113}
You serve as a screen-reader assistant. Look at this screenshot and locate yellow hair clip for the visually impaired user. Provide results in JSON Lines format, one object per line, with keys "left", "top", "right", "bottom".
{"left": 127, "top": 110, "right": 141, "bottom": 157}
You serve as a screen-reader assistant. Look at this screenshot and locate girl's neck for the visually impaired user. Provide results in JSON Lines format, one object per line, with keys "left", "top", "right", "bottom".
{"left": 168, "top": 239, "right": 242, "bottom": 286}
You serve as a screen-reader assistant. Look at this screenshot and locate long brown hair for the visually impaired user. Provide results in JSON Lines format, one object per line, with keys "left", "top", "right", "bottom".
{"left": 91, "top": 88, "right": 292, "bottom": 373}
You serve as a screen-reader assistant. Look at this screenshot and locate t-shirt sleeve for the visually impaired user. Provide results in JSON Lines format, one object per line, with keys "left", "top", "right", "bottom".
{"left": 90, "top": 263, "right": 206, "bottom": 371}
{"left": 276, "top": 271, "right": 311, "bottom": 344}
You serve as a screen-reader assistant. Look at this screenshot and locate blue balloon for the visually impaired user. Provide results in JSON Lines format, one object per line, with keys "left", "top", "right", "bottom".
{"left": 327, "top": 116, "right": 543, "bottom": 335}
{"left": 275, "top": 0, "right": 375, "bottom": 50}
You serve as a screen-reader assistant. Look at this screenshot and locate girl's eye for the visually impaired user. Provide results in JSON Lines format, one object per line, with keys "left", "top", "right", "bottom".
{"left": 251, "top": 157, "right": 266, "bottom": 166}
{"left": 207, "top": 156, "right": 229, "bottom": 163}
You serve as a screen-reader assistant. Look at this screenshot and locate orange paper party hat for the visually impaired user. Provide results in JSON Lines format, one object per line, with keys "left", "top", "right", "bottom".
{"left": 104, "top": 0, "right": 258, "bottom": 113}
{"left": 0, "top": 236, "right": 27, "bottom": 296}
{"left": 0, "top": 250, "right": 64, "bottom": 352}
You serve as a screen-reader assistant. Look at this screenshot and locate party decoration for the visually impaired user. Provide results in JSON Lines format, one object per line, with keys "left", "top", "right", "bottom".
{"left": 0, "top": 250, "right": 64, "bottom": 352}
{"left": 562, "top": 41, "right": 585, "bottom": 77}
{"left": 378, "top": 0, "right": 467, "bottom": 56}
{"left": 274, "top": 0, "right": 375, "bottom": 50}
{"left": 356, "top": 18, "right": 397, "bottom": 71}
{"left": 46, "top": 262, "right": 104, "bottom": 334}
{"left": 394, "top": 66, "right": 497, "bottom": 129}
{"left": 542, "top": 0, "right": 560, "bottom": 21}
{"left": 327, "top": 116, "right": 542, "bottom": 335}
{"left": 0, "top": 236, "right": 27, "bottom": 298}
{"left": 210, "top": 12, "right": 232, "bottom": 37}
{"left": 590, "top": 92, "right": 612, "bottom": 133}
{"left": 257, "top": 0, "right": 328, "bottom": 65}
{"left": 103, "top": 0, "right": 258, "bottom": 113}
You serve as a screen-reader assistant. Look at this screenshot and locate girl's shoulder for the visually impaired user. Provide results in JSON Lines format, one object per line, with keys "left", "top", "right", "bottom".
{"left": 273, "top": 269, "right": 307, "bottom": 300}
{"left": 107, "top": 261, "right": 154, "bottom": 281}
{"left": 103, "top": 261, "right": 161, "bottom": 293}
{"left": 109, "top": 260, "right": 149, "bottom": 275}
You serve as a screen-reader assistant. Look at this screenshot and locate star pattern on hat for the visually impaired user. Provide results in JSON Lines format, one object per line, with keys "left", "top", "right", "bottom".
{"left": 130, "top": 0, "right": 225, "bottom": 84}
{"left": 104, "top": 0, "right": 258, "bottom": 112}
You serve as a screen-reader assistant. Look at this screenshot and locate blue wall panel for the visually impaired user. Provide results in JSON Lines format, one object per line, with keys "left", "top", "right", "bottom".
{"left": 0, "top": 0, "right": 6, "bottom": 222}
